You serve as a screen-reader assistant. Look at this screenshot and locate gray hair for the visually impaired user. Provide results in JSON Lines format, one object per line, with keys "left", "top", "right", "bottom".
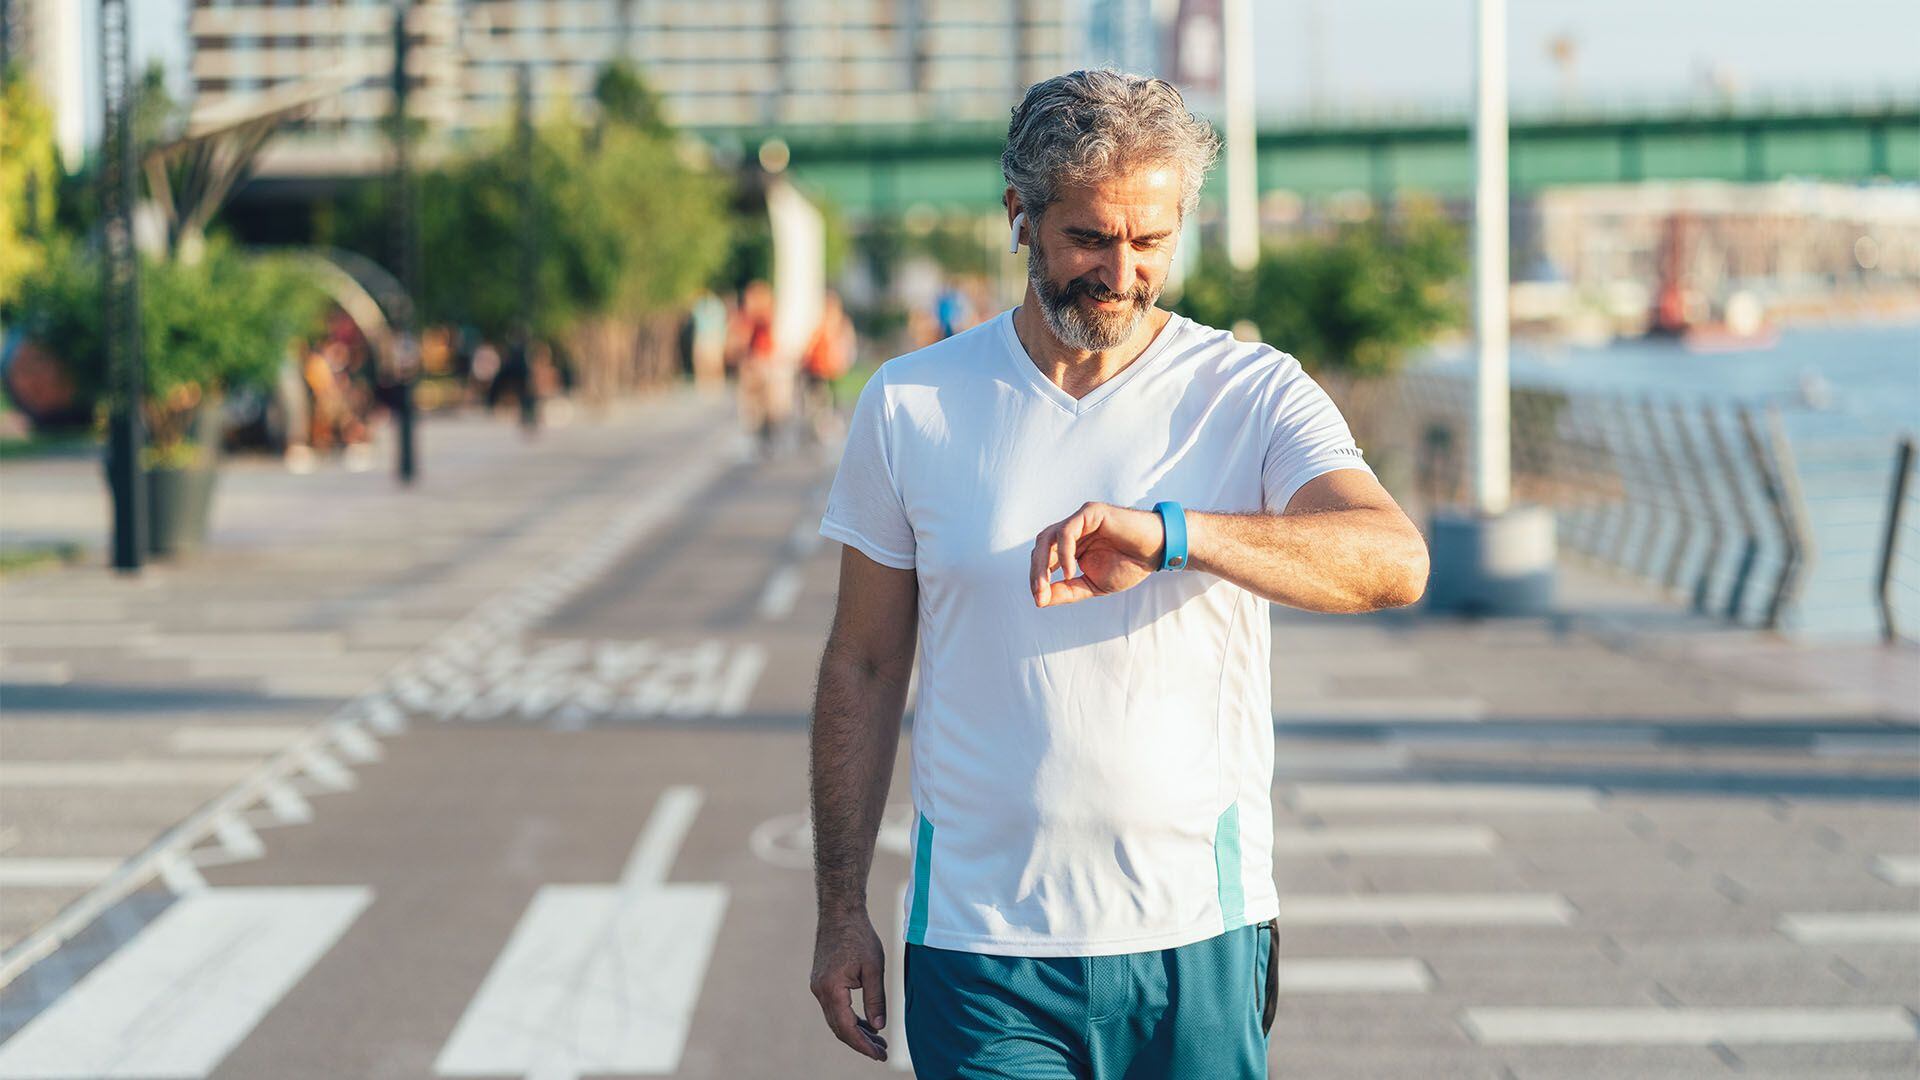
{"left": 1001, "top": 69, "right": 1222, "bottom": 222}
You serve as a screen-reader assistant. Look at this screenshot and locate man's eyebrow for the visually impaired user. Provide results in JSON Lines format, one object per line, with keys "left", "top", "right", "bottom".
{"left": 1062, "top": 227, "right": 1175, "bottom": 243}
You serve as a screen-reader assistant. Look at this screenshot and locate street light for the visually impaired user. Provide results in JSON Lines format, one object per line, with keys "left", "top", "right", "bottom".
{"left": 387, "top": 0, "right": 419, "bottom": 483}
{"left": 1425, "top": 0, "right": 1558, "bottom": 615}
{"left": 100, "top": 0, "right": 144, "bottom": 572}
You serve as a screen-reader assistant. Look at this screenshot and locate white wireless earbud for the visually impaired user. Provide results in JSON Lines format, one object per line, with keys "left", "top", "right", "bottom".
{"left": 1008, "top": 211, "right": 1026, "bottom": 254}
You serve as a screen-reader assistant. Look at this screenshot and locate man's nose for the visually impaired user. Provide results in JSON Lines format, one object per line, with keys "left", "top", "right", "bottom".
{"left": 1103, "top": 245, "right": 1135, "bottom": 294}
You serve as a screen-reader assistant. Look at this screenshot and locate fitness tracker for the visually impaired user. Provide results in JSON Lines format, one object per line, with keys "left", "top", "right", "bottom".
{"left": 1153, "top": 500, "right": 1188, "bottom": 571}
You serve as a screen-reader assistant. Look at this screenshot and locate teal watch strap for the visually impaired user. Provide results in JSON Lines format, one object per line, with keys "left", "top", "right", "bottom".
{"left": 1154, "top": 500, "right": 1188, "bottom": 571}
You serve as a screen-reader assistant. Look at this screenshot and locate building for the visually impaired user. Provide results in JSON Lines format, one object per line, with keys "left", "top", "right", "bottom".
{"left": 1, "top": 0, "right": 88, "bottom": 168}
{"left": 453, "top": 0, "right": 1084, "bottom": 130}
{"left": 182, "top": 0, "right": 1159, "bottom": 176}
{"left": 188, "top": 0, "right": 460, "bottom": 148}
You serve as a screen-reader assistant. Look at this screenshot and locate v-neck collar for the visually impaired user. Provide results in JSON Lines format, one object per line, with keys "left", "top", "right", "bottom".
{"left": 997, "top": 306, "right": 1185, "bottom": 417}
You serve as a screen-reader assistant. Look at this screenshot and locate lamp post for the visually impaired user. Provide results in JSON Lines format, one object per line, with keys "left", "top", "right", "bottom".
{"left": 388, "top": 0, "right": 419, "bottom": 483}
{"left": 1220, "top": 0, "right": 1257, "bottom": 272}
{"left": 100, "top": 0, "right": 144, "bottom": 572}
{"left": 1424, "top": 0, "right": 1558, "bottom": 615}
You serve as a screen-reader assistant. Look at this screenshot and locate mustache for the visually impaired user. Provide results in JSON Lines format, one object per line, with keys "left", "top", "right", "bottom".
{"left": 1064, "top": 277, "right": 1149, "bottom": 305}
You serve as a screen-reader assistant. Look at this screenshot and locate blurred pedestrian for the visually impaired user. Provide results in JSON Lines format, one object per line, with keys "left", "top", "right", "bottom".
{"left": 933, "top": 282, "right": 973, "bottom": 339}
{"left": 689, "top": 290, "right": 728, "bottom": 389}
{"left": 800, "top": 290, "right": 856, "bottom": 444}
{"left": 489, "top": 329, "right": 541, "bottom": 435}
{"left": 734, "top": 280, "right": 791, "bottom": 456}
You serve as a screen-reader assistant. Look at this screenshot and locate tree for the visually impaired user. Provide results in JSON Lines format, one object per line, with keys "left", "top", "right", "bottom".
{"left": 332, "top": 64, "right": 733, "bottom": 341}
{"left": 1176, "top": 206, "right": 1467, "bottom": 377}
{"left": 0, "top": 65, "right": 59, "bottom": 311}
{"left": 10, "top": 236, "right": 327, "bottom": 463}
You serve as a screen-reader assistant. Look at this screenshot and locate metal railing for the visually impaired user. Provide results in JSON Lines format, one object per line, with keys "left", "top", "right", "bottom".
{"left": 1351, "top": 371, "right": 1918, "bottom": 642}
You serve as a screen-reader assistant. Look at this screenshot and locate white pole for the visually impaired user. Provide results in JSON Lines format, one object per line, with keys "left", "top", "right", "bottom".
{"left": 1472, "top": 0, "right": 1511, "bottom": 516}
{"left": 1221, "top": 0, "right": 1258, "bottom": 271}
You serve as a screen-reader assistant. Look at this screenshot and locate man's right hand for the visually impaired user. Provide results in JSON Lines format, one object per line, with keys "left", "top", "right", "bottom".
{"left": 808, "top": 911, "right": 890, "bottom": 1062}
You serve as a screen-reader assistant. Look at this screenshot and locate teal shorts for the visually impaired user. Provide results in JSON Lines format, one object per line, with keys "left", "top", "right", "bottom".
{"left": 903, "top": 920, "right": 1276, "bottom": 1079}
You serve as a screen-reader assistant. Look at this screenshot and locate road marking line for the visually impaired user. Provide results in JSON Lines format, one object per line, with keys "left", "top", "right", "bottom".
{"left": 0, "top": 760, "right": 258, "bottom": 788}
{"left": 1273, "top": 825, "right": 1498, "bottom": 856}
{"left": 167, "top": 726, "right": 305, "bottom": 754}
{"left": 214, "top": 815, "right": 264, "bottom": 861}
{"left": 1273, "top": 746, "right": 1411, "bottom": 773}
{"left": 713, "top": 644, "right": 766, "bottom": 716}
{"left": 332, "top": 725, "right": 383, "bottom": 763}
{"left": 1286, "top": 783, "right": 1600, "bottom": 813}
{"left": 1778, "top": 912, "right": 1920, "bottom": 943}
{"left": 1871, "top": 855, "right": 1920, "bottom": 885}
{"left": 0, "top": 661, "right": 69, "bottom": 685}
{"left": 1273, "top": 698, "right": 1486, "bottom": 723}
{"left": 757, "top": 565, "right": 804, "bottom": 620}
{"left": 299, "top": 749, "right": 355, "bottom": 791}
{"left": 1278, "top": 958, "right": 1433, "bottom": 993}
{"left": 259, "top": 780, "right": 313, "bottom": 825}
{"left": 621, "top": 786, "right": 703, "bottom": 887}
{"left": 434, "top": 787, "right": 727, "bottom": 1079}
{"left": 156, "top": 852, "right": 206, "bottom": 896}
{"left": 1277, "top": 893, "right": 1574, "bottom": 926}
{"left": 0, "top": 887, "right": 372, "bottom": 1079}
{"left": 0, "top": 859, "right": 122, "bottom": 888}
{"left": 1460, "top": 1006, "right": 1919, "bottom": 1045}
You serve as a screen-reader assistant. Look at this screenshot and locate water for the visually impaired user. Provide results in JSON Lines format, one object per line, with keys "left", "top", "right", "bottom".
{"left": 1417, "top": 320, "right": 1920, "bottom": 641}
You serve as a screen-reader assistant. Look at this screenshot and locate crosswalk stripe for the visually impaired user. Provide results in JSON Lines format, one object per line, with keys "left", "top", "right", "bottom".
{"left": 1871, "top": 854, "right": 1920, "bottom": 885}
{"left": 0, "top": 760, "right": 257, "bottom": 788}
{"left": 1461, "top": 1006, "right": 1918, "bottom": 1045}
{"left": 1778, "top": 912, "right": 1920, "bottom": 943}
{"left": 167, "top": 727, "right": 305, "bottom": 754}
{"left": 1286, "top": 783, "right": 1600, "bottom": 813}
{"left": 434, "top": 786, "right": 729, "bottom": 1079}
{"left": 1273, "top": 825, "right": 1498, "bottom": 855}
{"left": 1278, "top": 893, "right": 1574, "bottom": 926}
{"left": 0, "top": 887, "right": 372, "bottom": 1079}
{"left": 1279, "top": 958, "right": 1433, "bottom": 993}
{"left": 0, "top": 859, "right": 120, "bottom": 888}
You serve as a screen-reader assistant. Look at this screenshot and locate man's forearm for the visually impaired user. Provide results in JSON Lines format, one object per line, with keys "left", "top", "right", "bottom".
{"left": 1185, "top": 507, "right": 1429, "bottom": 613}
{"left": 809, "top": 645, "right": 911, "bottom": 919}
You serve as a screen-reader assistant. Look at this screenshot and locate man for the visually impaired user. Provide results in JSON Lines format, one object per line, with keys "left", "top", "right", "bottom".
{"left": 808, "top": 70, "right": 1430, "bottom": 1079}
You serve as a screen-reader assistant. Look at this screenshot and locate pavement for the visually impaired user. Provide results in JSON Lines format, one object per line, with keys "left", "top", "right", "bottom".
{"left": 0, "top": 388, "right": 1916, "bottom": 1079}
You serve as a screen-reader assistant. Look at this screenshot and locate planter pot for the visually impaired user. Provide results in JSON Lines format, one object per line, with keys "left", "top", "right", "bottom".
{"left": 146, "top": 464, "right": 218, "bottom": 556}
{"left": 101, "top": 456, "right": 220, "bottom": 558}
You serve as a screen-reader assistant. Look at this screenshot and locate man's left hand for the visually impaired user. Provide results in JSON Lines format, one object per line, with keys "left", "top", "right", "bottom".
{"left": 1029, "top": 501, "right": 1165, "bottom": 607}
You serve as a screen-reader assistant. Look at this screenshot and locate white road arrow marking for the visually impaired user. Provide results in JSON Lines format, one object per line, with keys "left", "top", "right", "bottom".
{"left": 0, "top": 887, "right": 372, "bottom": 1079}
{"left": 434, "top": 785, "right": 729, "bottom": 1079}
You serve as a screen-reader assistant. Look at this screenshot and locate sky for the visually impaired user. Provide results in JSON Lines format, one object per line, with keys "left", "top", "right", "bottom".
{"left": 90, "top": 0, "right": 1920, "bottom": 140}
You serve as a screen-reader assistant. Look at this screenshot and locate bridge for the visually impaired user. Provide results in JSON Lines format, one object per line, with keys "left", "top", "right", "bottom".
{"left": 701, "top": 95, "right": 1920, "bottom": 217}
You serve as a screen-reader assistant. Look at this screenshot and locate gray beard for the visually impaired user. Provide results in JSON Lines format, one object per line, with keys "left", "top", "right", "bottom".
{"left": 1027, "top": 235, "right": 1155, "bottom": 352}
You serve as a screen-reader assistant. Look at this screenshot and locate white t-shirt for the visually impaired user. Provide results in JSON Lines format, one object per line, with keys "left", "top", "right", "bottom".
{"left": 819, "top": 306, "right": 1376, "bottom": 957}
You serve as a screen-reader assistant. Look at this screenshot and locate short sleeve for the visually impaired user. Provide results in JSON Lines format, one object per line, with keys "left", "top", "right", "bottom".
{"left": 819, "top": 369, "right": 916, "bottom": 569}
{"left": 1261, "top": 355, "right": 1377, "bottom": 513}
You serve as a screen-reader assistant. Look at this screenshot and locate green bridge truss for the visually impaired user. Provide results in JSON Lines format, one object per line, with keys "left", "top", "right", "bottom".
{"left": 701, "top": 96, "right": 1920, "bottom": 217}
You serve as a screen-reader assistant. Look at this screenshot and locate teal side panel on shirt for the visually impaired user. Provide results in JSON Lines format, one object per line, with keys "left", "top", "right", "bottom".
{"left": 906, "top": 811, "right": 934, "bottom": 945}
{"left": 1214, "top": 802, "right": 1246, "bottom": 931}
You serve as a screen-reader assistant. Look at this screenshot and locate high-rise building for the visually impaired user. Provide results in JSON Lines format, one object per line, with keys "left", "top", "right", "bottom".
{"left": 187, "top": 0, "right": 462, "bottom": 140}
{"left": 183, "top": 0, "right": 1164, "bottom": 175}
{"left": 456, "top": 0, "right": 1079, "bottom": 131}
{"left": 2, "top": 0, "right": 88, "bottom": 168}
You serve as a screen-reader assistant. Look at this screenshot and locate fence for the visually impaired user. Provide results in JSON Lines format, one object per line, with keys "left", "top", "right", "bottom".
{"left": 1329, "top": 370, "right": 1920, "bottom": 643}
